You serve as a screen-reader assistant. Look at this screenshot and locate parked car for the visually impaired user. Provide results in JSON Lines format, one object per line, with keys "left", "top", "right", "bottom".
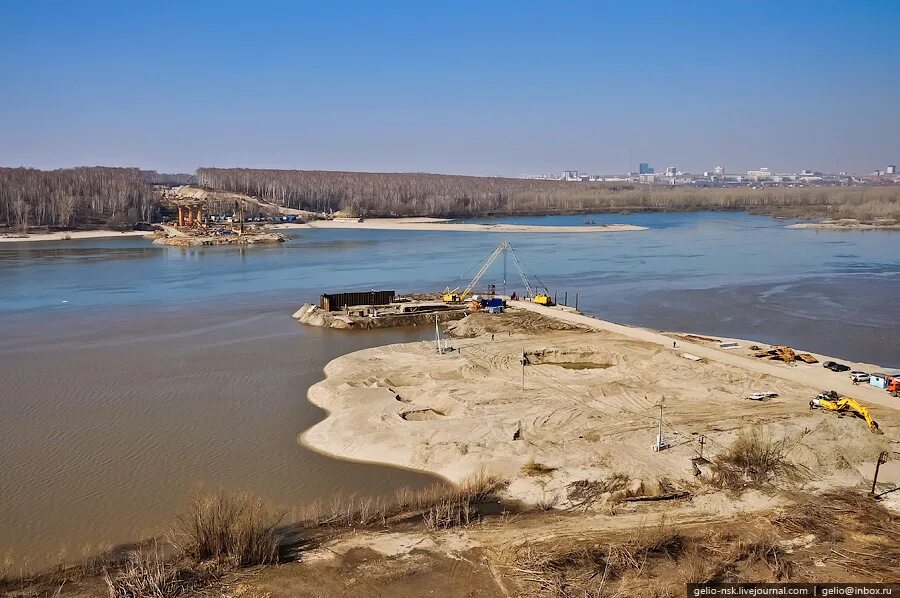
{"left": 747, "top": 391, "right": 778, "bottom": 401}
{"left": 849, "top": 371, "right": 870, "bottom": 383}
{"left": 823, "top": 361, "right": 850, "bottom": 372}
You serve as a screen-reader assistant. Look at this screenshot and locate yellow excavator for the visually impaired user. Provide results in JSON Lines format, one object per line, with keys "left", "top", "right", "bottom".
{"left": 809, "top": 390, "right": 881, "bottom": 434}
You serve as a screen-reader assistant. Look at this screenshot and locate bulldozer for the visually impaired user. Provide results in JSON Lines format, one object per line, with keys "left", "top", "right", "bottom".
{"left": 533, "top": 293, "right": 553, "bottom": 306}
{"left": 809, "top": 390, "right": 881, "bottom": 433}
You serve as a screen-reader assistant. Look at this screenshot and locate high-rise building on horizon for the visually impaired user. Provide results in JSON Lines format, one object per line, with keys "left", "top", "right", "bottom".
{"left": 888, "top": 165, "right": 897, "bottom": 174}
{"left": 638, "top": 162, "right": 654, "bottom": 174}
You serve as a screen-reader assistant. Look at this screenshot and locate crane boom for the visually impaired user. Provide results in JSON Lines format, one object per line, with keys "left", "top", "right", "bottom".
{"left": 461, "top": 243, "right": 507, "bottom": 300}
{"left": 443, "top": 241, "right": 554, "bottom": 305}
{"left": 506, "top": 244, "right": 534, "bottom": 298}
{"left": 443, "top": 242, "right": 508, "bottom": 302}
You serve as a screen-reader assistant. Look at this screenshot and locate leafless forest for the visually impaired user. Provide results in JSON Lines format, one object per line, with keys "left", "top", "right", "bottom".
{"left": 0, "top": 167, "right": 154, "bottom": 230}
{"left": 197, "top": 167, "right": 900, "bottom": 220}
{"left": 2, "top": 166, "right": 898, "bottom": 231}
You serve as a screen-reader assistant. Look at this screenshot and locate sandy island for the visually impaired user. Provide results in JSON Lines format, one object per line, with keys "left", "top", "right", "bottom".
{"left": 0, "top": 230, "right": 153, "bottom": 243}
{"left": 291, "top": 217, "right": 647, "bottom": 233}
{"left": 788, "top": 218, "right": 900, "bottom": 231}
{"left": 302, "top": 302, "right": 898, "bottom": 511}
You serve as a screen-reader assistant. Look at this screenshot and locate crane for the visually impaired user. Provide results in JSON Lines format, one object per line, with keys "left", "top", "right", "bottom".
{"left": 809, "top": 391, "right": 881, "bottom": 434}
{"left": 443, "top": 242, "right": 553, "bottom": 305}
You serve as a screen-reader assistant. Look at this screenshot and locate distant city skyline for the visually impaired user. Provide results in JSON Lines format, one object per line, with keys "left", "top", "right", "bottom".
{"left": 2, "top": 1, "right": 898, "bottom": 176}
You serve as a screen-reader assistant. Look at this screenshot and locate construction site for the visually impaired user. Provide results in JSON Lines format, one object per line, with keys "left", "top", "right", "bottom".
{"left": 290, "top": 240, "right": 900, "bottom": 593}
{"left": 293, "top": 242, "right": 559, "bottom": 329}
{"left": 151, "top": 193, "right": 287, "bottom": 246}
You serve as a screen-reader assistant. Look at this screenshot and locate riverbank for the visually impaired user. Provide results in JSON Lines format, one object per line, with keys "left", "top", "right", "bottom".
{"left": 294, "top": 217, "right": 648, "bottom": 233}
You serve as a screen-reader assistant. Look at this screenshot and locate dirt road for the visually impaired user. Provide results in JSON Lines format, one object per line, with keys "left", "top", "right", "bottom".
{"left": 511, "top": 300, "right": 900, "bottom": 412}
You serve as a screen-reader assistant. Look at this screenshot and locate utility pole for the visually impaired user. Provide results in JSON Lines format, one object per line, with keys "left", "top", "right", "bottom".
{"left": 653, "top": 399, "right": 666, "bottom": 452}
{"left": 871, "top": 450, "right": 889, "bottom": 495}
{"left": 521, "top": 348, "right": 526, "bottom": 391}
{"left": 434, "top": 315, "right": 444, "bottom": 355}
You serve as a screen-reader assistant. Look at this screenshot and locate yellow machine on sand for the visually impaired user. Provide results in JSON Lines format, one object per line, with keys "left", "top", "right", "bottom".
{"left": 809, "top": 390, "right": 880, "bottom": 433}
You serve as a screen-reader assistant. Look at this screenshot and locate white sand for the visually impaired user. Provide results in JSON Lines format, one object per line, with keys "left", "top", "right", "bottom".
{"left": 302, "top": 304, "right": 896, "bottom": 509}
{"left": 788, "top": 220, "right": 900, "bottom": 231}
{"left": 294, "top": 217, "right": 647, "bottom": 233}
{"left": 0, "top": 230, "right": 153, "bottom": 243}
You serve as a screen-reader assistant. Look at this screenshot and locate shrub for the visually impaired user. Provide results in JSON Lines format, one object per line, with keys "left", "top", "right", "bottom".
{"left": 711, "top": 428, "right": 797, "bottom": 490}
{"left": 173, "top": 491, "right": 283, "bottom": 567}
{"left": 103, "top": 549, "right": 207, "bottom": 598}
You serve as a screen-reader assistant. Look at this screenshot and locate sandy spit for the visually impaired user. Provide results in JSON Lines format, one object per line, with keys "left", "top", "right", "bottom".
{"left": 0, "top": 230, "right": 153, "bottom": 243}
{"left": 301, "top": 302, "right": 898, "bottom": 509}
{"left": 290, "top": 217, "right": 647, "bottom": 233}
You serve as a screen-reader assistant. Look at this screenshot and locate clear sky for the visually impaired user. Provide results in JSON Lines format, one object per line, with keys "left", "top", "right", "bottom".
{"left": 1, "top": 0, "right": 898, "bottom": 176}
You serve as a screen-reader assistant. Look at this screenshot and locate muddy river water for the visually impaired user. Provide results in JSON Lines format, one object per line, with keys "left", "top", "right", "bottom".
{"left": 1, "top": 212, "right": 898, "bottom": 567}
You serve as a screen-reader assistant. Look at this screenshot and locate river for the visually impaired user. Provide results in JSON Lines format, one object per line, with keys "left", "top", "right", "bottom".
{"left": 1, "top": 211, "right": 898, "bottom": 568}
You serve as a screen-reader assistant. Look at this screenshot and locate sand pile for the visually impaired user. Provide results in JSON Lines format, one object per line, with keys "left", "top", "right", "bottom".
{"left": 447, "top": 310, "right": 588, "bottom": 338}
{"left": 786, "top": 417, "right": 891, "bottom": 478}
{"left": 293, "top": 303, "right": 467, "bottom": 330}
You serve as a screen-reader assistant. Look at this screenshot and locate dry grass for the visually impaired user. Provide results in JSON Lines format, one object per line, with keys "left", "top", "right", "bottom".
{"left": 102, "top": 547, "right": 211, "bottom": 598}
{"left": 522, "top": 459, "right": 557, "bottom": 477}
{"left": 535, "top": 494, "right": 559, "bottom": 511}
{"left": 774, "top": 490, "right": 900, "bottom": 579}
{"left": 513, "top": 517, "right": 794, "bottom": 597}
{"left": 291, "top": 472, "right": 506, "bottom": 530}
{"left": 173, "top": 491, "right": 284, "bottom": 567}
{"left": 711, "top": 428, "right": 801, "bottom": 491}
{"left": 566, "top": 474, "right": 630, "bottom": 510}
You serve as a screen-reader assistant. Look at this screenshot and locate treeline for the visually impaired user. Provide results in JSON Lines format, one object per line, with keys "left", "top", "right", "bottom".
{"left": 141, "top": 170, "right": 195, "bottom": 186}
{"left": 0, "top": 167, "right": 155, "bottom": 230}
{"left": 196, "top": 167, "right": 900, "bottom": 220}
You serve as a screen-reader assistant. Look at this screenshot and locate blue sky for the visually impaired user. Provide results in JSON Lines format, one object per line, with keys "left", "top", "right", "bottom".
{"left": 1, "top": 0, "right": 898, "bottom": 175}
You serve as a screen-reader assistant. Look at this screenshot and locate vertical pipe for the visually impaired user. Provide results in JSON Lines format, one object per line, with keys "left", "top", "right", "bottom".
{"left": 575, "top": 293, "right": 579, "bottom": 311}
{"left": 564, "top": 291, "right": 568, "bottom": 306}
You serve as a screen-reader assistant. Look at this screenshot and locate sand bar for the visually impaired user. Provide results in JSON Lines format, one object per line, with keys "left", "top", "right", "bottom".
{"left": 788, "top": 220, "right": 900, "bottom": 231}
{"left": 294, "top": 217, "right": 647, "bottom": 233}
{"left": 0, "top": 230, "right": 153, "bottom": 243}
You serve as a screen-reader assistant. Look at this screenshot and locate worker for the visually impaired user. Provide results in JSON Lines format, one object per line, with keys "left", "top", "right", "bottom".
{"left": 491, "top": 334, "right": 495, "bottom": 341}
{"left": 673, "top": 341, "right": 676, "bottom": 348}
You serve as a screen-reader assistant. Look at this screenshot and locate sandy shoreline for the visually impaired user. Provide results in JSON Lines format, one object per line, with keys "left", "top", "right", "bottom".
{"left": 295, "top": 217, "right": 647, "bottom": 233}
{"left": 301, "top": 303, "right": 898, "bottom": 510}
{"left": 0, "top": 230, "right": 153, "bottom": 243}
{"left": 788, "top": 220, "right": 900, "bottom": 231}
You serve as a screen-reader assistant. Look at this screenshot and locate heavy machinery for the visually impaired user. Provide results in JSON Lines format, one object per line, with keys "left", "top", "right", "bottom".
{"left": 809, "top": 390, "right": 881, "bottom": 433}
{"left": 887, "top": 377, "right": 900, "bottom": 397}
{"left": 443, "top": 242, "right": 552, "bottom": 305}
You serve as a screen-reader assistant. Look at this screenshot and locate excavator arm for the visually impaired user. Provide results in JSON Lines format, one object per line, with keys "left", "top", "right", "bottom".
{"left": 810, "top": 395, "right": 880, "bottom": 433}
